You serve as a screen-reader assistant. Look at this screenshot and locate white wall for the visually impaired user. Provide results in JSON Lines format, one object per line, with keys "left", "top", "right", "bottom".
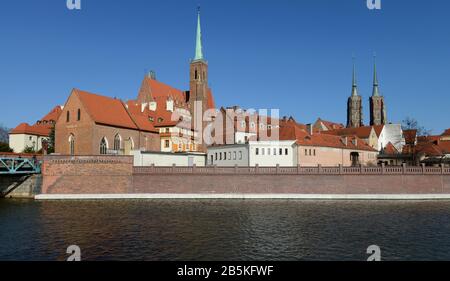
{"left": 9, "top": 134, "right": 46, "bottom": 153}
{"left": 207, "top": 141, "right": 297, "bottom": 167}
{"left": 133, "top": 150, "right": 206, "bottom": 166}
{"left": 207, "top": 145, "right": 249, "bottom": 166}
{"left": 378, "top": 124, "right": 405, "bottom": 152}
{"left": 249, "top": 141, "right": 297, "bottom": 167}
{"left": 234, "top": 132, "right": 256, "bottom": 144}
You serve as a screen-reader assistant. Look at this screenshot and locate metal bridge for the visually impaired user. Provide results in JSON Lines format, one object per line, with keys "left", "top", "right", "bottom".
{"left": 0, "top": 157, "right": 41, "bottom": 175}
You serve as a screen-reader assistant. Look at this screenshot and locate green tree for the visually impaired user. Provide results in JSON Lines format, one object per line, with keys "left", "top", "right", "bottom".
{"left": 47, "top": 126, "right": 55, "bottom": 154}
{"left": 0, "top": 142, "right": 13, "bottom": 152}
{"left": 23, "top": 146, "right": 36, "bottom": 154}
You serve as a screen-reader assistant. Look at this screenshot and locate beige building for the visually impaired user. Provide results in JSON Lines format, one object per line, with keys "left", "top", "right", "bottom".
{"left": 9, "top": 106, "right": 62, "bottom": 153}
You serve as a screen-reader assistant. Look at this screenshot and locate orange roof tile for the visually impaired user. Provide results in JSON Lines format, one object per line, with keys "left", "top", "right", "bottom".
{"left": 383, "top": 142, "right": 399, "bottom": 154}
{"left": 280, "top": 122, "right": 376, "bottom": 151}
{"left": 372, "top": 125, "right": 384, "bottom": 137}
{"left": 10, "top": 106, "right": 62, "bottom": 137}
{"left": 10, "top": 123, "right": 52, "bottom": 136}
{"left": 442, "top": 129, "right": 450, "bottom": 137}
{"left": 323, "top": 126, "right": 374, "bottom": 139}
{"left": 137, "top": 76, "right": 186, "bottom": 104}
{"left": 75, "top": 89, "right": 139, "bottom": 130}
{"left": 317, "top": 118, "right": 345, "bottom": 130}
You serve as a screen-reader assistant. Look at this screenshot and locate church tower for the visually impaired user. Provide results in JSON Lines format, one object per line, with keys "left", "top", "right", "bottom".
{"left": 369, "top": 58, "right": 387, "bottom": 126}
{"left": 347, "top": 61, "right": 363, "bottom": 128}
{"left": 189, "top": 8, "right": 211, "bottom": 116}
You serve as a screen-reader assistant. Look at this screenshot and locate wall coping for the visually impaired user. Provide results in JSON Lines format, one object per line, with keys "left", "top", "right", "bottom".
{"left": 134, "top": 163, "right": 450, "bottom": 176}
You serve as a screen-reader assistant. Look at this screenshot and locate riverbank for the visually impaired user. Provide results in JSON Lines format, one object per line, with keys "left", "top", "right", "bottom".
{"left": 2, "top": 155, "right": 450, "bottom": 200}
{"left": 34, "top": 155, "right": 450, "bottom": 200}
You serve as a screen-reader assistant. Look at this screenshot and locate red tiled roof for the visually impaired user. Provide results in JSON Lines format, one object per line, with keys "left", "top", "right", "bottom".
{"left": 10, "top": 106, "right": 63, "bottom": 137}
{"left": 41, "top": 106, "right": 63, "bottom": 122}
{"left": 438, "top": 141, "right": 450, "bottom": 154}
{"left": 442, "top": 129, "right": 450, "bottom": 137}
{"left": 206, "top": 88, "right": 215, "bottom": 110}
{"left": 280, "top": 122, "right": 376, "bottom": 151}
{"left": 403, "top": 129, "right": 417, "bottom": 144}
{"left": 383, "top": 142, "right": 399, "bottom": 154}
{"left": 416, "top": 142, "right": 444, "bottom": 157}
{"left": 137, "top": 76, "right": 186, "bottom": 104}
{"left": 323, "top": 126, "right": 374, "bottom": 139}
{"left": 372, "top": 125, "right": 384, "bottom": 137}
{"left": 75, "top": 89, "right": 140, "bottom": 130}
{"left": 317, "top": 118, "right": 345, "bottom": 130}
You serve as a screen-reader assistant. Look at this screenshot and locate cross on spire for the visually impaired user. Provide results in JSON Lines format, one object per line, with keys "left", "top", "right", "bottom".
{"left": 194, "top": 7, "right": 204, "bottom": 61}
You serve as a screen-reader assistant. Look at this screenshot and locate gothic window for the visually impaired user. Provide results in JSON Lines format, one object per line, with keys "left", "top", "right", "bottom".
{"left": 100, "top": 137, "right": 108, "bottom": 155}
{"left": 69, "top": 134, "right": 75, "bottom": 155}
{"left": 66, "top": 111, "right": 70, "bottom": 122}
{"left": 77, "top": 109, "right": 81, "bottom": 121}
{"left": 195, "top": 69, "right": 198, "bottom": 80}
{"left": 114, "top": 134, "right": 121, "bottom": 151}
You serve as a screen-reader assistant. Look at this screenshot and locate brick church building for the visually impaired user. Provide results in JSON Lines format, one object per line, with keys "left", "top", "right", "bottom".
{"left": 55, "top": 10, "right": 214, "bottom": 156}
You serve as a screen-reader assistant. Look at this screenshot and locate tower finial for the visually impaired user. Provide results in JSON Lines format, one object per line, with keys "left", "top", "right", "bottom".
{"left": 194, "top": 6, "right": 204, "bottom": 61}
{"left": 372, "top": 53, "right": 380, "bottom": 96}
{"left": 351, "top": 56, "right": 358, "bottom": 96}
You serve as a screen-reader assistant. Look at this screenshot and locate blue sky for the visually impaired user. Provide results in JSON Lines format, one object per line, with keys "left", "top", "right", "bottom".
{"left": 0, "top": 0, "right": 449, "bottom": 133}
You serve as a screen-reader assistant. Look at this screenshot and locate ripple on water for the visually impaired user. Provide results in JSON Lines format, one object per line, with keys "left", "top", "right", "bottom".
{"left": 1, "top": 199, "right": 450, "bottom": 260}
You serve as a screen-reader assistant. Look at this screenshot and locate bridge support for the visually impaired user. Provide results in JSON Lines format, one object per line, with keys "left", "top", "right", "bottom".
{"left": 0, "top": 174, "right": 42, "bottom": 199}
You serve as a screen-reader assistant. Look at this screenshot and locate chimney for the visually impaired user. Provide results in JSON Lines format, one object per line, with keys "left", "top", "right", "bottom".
{"left": 342, "top": 136, "right": 348, "bottom": 146}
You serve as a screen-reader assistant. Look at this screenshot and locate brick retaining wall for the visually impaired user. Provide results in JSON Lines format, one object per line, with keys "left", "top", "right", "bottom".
{"left": 41, "top": 156, "right": 133, "bottom": 194}
{"left": 40, "top": 156, "right": 450, "bottom": 196}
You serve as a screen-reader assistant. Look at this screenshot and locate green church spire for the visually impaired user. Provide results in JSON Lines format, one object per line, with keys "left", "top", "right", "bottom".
{"left": 351, "top": 57, "right": 358, "bottom": 97}
{"left": 372, "top": 54, "right": 380, "bottom": 97}
{"left": 194, "top": 7, "right": 204, "bottom": 61}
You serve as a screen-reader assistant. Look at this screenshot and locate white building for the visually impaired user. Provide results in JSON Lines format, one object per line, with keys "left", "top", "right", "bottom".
{"left": 9, "top": 106, "right": 62, "bottom": 153}
{"left": 132, "top": 150, "right": 206, "bottom": 166}
{"left": 207, "top": 140, "right": 297, "bottom": 167}
{"left": 376, "top": 124, "right": 405, "bottom": 152}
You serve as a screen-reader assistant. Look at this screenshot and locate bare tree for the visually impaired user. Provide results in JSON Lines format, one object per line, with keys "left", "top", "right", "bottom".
{"left": 402, "top": 117, "right": 432, "bottom": 136}
{"left": 0, "top": 124, "right": 9, "bottom": 143}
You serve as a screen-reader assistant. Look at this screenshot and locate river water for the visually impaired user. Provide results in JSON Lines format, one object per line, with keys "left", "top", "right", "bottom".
{"left": 1, "top": 199, "right": 450, "bottom": 261}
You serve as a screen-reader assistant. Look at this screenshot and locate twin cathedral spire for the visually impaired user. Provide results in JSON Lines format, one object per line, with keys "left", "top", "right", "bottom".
{"left": 347, "top": 56, "right": 387, "bottom": 128}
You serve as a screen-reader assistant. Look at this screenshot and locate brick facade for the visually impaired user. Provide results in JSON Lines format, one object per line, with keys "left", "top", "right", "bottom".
{"left": 40, "top": 156, "right": 450, "bottom": 196}
{"left": 55, "top": 90, "right": 160, "bottom": 155}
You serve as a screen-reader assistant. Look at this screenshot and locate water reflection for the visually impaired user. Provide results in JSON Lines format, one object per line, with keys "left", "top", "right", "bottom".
{"left": 1, "top": 199, "right": 450, "bottom": 260}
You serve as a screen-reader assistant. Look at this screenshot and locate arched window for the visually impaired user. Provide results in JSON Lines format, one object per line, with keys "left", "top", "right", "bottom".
{"left": 195, "top": 69, "right": 198, "bottom": 80}
{"left": 114, "top": 134, "right": 121, "bottom": 151}
{"left": 77, "top": 109, "right": 81, "bottom": 121}
{"left": 69, "top": 134, "right": 75, "bottom": 155}
{"left": 66, "top": 111, "right": 70, "bottom": 122}
{"left": 100, "top": 137, "right": 108, "bottom": 155}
